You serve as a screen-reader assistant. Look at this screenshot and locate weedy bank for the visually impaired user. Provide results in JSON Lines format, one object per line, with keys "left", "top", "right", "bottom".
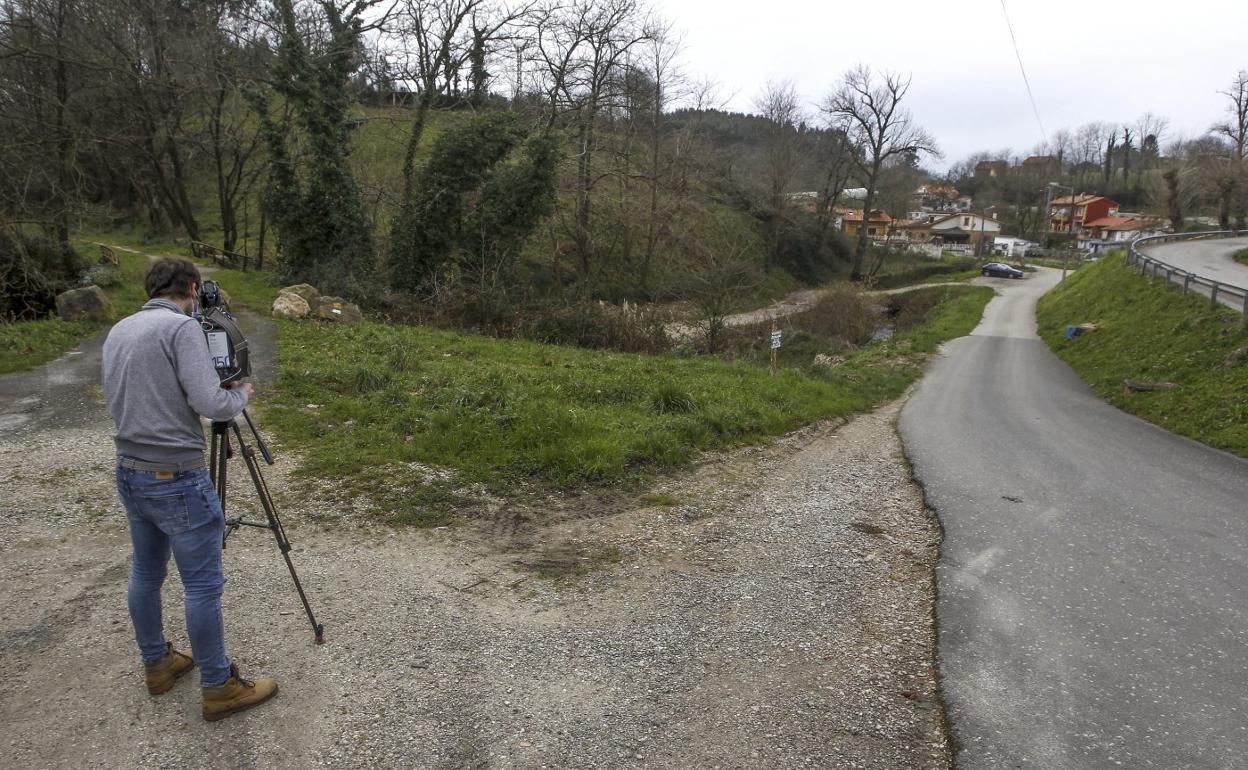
{"left": 1037, "top": 252, "right": 1248, "bottom": 457}
{"left": 260, "top": 284, "right": 993, "bottom": 525}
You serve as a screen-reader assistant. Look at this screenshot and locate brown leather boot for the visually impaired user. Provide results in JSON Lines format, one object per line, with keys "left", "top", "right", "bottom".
{"left": 201, "top": 663, "right": 278, "bottom": 722}
{"left": 144, "top": 642, "right": 195, "bottom": 695}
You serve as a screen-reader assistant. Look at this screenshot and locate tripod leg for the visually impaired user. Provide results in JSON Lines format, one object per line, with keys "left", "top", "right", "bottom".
{"left": 212, "top": 423, "right": 230, "bottom": 516}
{"left": 230, "top": 422, "right": 325, "bottom": 644}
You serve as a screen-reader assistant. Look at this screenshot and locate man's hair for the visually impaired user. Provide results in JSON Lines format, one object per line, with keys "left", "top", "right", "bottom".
{"left": 144, "top": 257, "right": 201, "bottom": 300}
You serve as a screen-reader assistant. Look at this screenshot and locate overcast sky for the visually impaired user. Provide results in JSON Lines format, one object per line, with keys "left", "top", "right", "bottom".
{"left": 649, "top": 0, "right": 1248, "bottom": 171}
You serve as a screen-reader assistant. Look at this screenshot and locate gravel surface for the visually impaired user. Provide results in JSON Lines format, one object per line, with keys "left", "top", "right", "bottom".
{"left": 1, "top": 361, "right": 948, "bottom": 768}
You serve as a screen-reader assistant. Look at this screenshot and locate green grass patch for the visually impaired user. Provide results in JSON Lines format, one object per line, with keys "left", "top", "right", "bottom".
{"left": 1234, "top": 247, "right": 1248, "bottom": 267}
{"left": 260, "top": 284, "right": 993, "bottom": 523}
{"left": 0, "top": 318, "right": 99, "bottom": 374}
{"left": 1027, "top": 256, "right": 1084, "bottom": 270}
{"left": 919, "top": 268, "right": 979, "bottom": 284}
{"left": 1037, "top": 252, "right": 1248, "bottom": 457}
{"left": 0, "top": 230, "right": 286, "bottom": 377}
{"left": 79, "top": 229, "right": 282, "bottom": 313}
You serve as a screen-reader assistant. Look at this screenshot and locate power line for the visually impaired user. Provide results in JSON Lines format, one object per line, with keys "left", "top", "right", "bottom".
{"left": 997, "top": 0, "right": 1048, "bottom": 144}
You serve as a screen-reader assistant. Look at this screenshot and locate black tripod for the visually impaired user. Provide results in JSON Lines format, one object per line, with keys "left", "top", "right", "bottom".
{"left": 209, "top": 410, "right": 325, "bottom": 644}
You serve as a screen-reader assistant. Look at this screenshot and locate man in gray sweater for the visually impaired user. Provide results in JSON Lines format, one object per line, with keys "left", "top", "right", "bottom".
{"left": 103, "top": 257, "right": 278, "bottom": 721}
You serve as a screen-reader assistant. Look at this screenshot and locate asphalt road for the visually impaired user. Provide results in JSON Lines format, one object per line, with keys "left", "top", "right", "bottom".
{"left": 900, "top": 269, "right": 1248, "bottom": 769}
{"left": 1139, "top": 236, "right": 1248, "bottom": 311}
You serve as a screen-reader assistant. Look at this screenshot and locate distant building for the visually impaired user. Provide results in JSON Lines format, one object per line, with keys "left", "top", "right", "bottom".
{"left": 975, "top": 160, "right": 1009, "bottom": 178}
{"left": 994, "top": 236, "right": 1038, "bottom": 258}
{"left": 914, "top": 183, "right": 959, "bottom": 208}
{"left": 1078, "top": 215, "right": 1167, "bottom": 251}
{"left": 899, "top": 212, "right": 1002, "bottom": 248}
{"left": 1048, "top": 194, "right": 1119, "bottom": 234}
{"left": 839, "top": 208, "right": 892, "bottom": 238}
{"left": 786, "top": 191, "right": 820, "bottom": 213}
{"left": 1020, "top": 155, "right": 1061, "bottom": 178}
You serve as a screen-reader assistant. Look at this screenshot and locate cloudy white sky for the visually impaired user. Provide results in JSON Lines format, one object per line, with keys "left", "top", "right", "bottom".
{"left": 649, "top": 0, "right": 1248, "bottom": 170}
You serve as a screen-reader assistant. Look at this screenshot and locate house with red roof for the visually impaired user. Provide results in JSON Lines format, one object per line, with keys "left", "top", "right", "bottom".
{"left": 1048, "top": 194, "right": 1119, "bottom": 234}
{"left": 1078, "top": 214, "right": 1167, "bottom": 250}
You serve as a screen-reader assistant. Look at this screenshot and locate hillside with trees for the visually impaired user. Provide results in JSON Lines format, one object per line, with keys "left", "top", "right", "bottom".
{"left": 0, "top": 0, "right": 885, "bottom": 335}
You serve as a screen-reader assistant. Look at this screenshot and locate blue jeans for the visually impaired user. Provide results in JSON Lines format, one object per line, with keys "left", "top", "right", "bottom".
{"left": 116, "top": 465, "right": 232, "bottom": 687}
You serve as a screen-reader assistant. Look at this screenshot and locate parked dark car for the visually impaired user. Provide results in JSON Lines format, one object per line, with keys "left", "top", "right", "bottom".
{"left": 981, "top": 262, "right": 1024, "bottom": 279}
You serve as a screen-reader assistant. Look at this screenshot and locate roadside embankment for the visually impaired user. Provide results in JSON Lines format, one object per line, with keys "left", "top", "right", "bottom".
{"left": 1036, "top": 252, "right": 1248, "bottom": 457}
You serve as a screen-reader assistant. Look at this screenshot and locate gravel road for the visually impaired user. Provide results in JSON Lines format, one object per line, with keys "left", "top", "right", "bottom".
{"left": 666, "top": 279, "right": 988, "bottom": 344}
{"left": 1, "top": 336, "right": 950, "bottom": 768}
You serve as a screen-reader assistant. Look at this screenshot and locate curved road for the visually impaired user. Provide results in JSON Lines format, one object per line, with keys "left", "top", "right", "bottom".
{"left": 900, "top": 269, "right": 1248, "bottom": 769}
{"left": 1139, "top": 236, "right": 1248, "bottom": 311}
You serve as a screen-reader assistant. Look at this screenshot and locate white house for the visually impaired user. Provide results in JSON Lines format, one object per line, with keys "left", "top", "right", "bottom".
{"left": 994, "top": 236, "right": 1037, "bottom": 258}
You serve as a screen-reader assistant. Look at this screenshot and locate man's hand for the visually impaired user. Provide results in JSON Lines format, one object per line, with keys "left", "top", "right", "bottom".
{"left": 229, "top": 381, "right": 255, "bottom": 402}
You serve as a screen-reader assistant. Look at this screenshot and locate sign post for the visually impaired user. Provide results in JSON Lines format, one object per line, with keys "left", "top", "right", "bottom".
{"left": 769, "top": 327, "right": 782, "bottom": 374}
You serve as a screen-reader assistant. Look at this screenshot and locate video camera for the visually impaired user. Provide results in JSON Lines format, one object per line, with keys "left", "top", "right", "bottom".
{"left": 198, "top": 279, "right": 250, "bottom": 385}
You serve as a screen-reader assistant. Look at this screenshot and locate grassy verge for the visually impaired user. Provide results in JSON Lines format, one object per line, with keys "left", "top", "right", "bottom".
{"left": 1027, "top": 256, "right": 1084, "bottom": 270}
{"left": 0, "top": 318, "right": 100, "bottom": 374}
{"left": 261, "top": 284, "right": 993, "bottom": 524}
{"left": 1234, "top": 247, "right": 1248, "bottom": 267}
{"left": 1037, "top": 252, "right": 1248, "bottom": 457}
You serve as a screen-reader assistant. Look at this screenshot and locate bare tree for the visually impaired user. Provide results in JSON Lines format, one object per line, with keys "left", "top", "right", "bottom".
{"left": 390, "top": 0, "right": 532, "bottom": 203}
{"left": 753, "top": 79, "right": 801, "bottom": 270}
{"left": 636, "top": 19, "right": 682, "bottom": 295}
{"left": 1050, "top": 127, "right": 1074, "bottom": 173}
{"left": 1212, "top": 70, "right": 1248, "bottom": 228}
{"left": 1134, "top": 112, "right": 1169, "bottom": 182}
{"left": 821, "top": 65, "right": 937, "bottom": 280}
{"left": 1120, "top": 126, "right": 1133, "bottom": 186}
{"left": 813, "top": 126, "right": 853, "bottom": 257}
{"left": 0, "top": 0, "right": 85, "bottom": 246}
{"left": 1213, "top": 70, "right": 1248, "bottom": 162}
{"left": 532, "top": 0, "right": 649, "bottom": 281}
{"left": 1103, "top": 127, "right": 1117, "bottom": 186}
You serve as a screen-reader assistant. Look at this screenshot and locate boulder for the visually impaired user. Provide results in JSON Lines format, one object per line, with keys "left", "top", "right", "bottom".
{"left": 315, "top": 296, "right": 363, "bottom": 324}
{"left": 271, "top": 292, "right": 310, "bottom": 320}
{"left": 279, "top": 283, "right": 320, "bottom": 304}
{"left": 55, "top": 285, "right": 112, "bottom": 322}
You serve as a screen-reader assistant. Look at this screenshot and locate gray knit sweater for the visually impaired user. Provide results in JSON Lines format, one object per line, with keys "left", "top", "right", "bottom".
{"left": 102, "top": 299, "right": 248, "bottom": 467}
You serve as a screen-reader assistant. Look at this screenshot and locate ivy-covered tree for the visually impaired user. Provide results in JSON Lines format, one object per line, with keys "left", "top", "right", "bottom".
{"left": 460, "top": 131, "right": 560, "bottom": 277}
{"left": 256, "top": 0, "right": 376, "bottom": 296}
{"left": 388, "top": 112, "right": 560, "bottom": 301}
{"left": 388, "top": 112, "right": 524, "bottom": 292}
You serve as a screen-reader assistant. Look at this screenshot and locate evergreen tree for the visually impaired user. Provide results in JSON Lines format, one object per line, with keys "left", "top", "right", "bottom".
{"left": 256, "top": 0, "right": 374, "bottom": 296}
{"left": 388, "top": 112, "right": 524, "bottom": 292}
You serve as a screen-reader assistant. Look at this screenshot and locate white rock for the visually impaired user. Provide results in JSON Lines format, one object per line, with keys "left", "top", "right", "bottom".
{"left": 272, "top": 292, "right": 310, "bottom": 319}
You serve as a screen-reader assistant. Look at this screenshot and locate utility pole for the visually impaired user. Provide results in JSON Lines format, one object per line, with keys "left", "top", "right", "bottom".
{"left": 1047, "top": 181, "right": 1075, "bottom": 281}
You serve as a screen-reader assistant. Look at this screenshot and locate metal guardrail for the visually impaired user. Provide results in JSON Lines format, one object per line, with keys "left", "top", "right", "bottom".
{"left": 1128, "top": 231, "right": 1248, "bottom": 315}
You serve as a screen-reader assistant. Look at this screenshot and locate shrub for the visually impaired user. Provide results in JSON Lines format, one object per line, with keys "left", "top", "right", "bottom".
{"left": 519, "top": 299, "right": 671, "bottom": 354}
{"left": 792, "top": 286, "right": 879, "bottom": 346}
{"left": 0, "top": 232, "right": 86, "bottom": 320}
{"left": 651, "top": 383, "right": 698, "bottom": 414}
{"left": 871, "top": 256, "right": 975, "bottom": 289}
{"left": 351, "top": 366, "right": 391, "bottom": 394}
{"left": 80, "top": 264, "right": 120, "bottom": 289}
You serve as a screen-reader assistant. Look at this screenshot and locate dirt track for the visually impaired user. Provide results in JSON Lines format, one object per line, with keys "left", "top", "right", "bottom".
{"left": 0, "top": 323, "right": 949, "bottom": 768}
